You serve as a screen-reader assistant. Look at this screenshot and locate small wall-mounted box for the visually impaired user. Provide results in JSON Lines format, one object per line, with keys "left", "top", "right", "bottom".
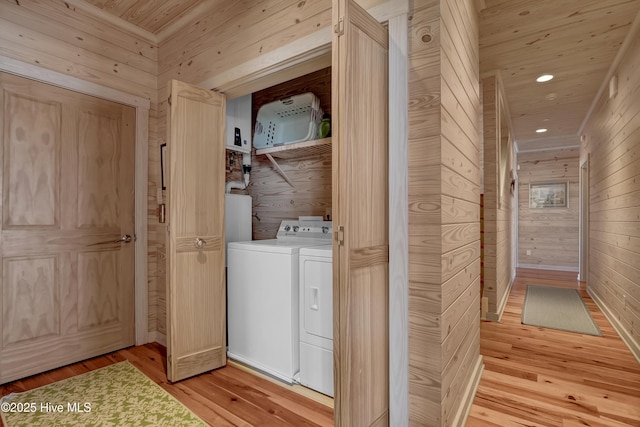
{"left": 226, "top": 94, "right": 252, "bottom": 154}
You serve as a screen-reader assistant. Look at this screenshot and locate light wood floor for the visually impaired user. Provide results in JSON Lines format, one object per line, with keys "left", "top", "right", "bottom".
{"left": 2, "top": 268, "right": 639, "bottom": 426}
{"left": 468, "top": 268, "right": 640, "bottom": 427}
{"left": 0, "top": 343, "right": 333, "bottom": 427}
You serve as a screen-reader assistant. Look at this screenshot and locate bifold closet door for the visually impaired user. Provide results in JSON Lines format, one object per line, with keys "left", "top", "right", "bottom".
{"left": 331, "top": 0, "right": 390, "bottom": 425}
{"left": 166, "top": 79, "right": 226, "bottom": 382}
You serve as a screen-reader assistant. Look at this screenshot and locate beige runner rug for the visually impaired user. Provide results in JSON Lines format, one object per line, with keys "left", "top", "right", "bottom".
{"left": 522, "top": 284, "right": 602, "bottom": 336}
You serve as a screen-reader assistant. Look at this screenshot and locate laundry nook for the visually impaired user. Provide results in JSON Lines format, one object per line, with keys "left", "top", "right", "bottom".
{"left": 223, "top": 79, "right": 335, "bottom": 397}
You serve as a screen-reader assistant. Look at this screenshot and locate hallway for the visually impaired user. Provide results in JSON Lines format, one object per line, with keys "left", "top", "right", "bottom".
{"left": 468, "top": 268, "right": 640, "bottom": 426}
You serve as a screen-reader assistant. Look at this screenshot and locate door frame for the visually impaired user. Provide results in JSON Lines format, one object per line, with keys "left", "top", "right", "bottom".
{"left": 579, "top": 156, "right": 589, "bottom": 283}
{"left": 0, "top": 55, "right": 150, "bottom": 346}
{"left": 197, "top": 0, "right": 409, "bottom": 423}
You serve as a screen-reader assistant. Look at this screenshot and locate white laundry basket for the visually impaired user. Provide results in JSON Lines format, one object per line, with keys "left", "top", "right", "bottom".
{"left": 253, "top": 93, "right": 323, "bottom": 149}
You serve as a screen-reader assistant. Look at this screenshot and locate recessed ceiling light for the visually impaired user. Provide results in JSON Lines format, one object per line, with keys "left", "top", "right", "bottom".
{"left": 536, "top": 74, "right": 554, "bottom": 82}
{"left": 536, "top": 128, "right": 548, "bottom": 133}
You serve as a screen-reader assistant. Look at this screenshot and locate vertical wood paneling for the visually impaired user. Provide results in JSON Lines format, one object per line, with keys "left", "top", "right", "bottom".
{"left": 582, "top": 27, "right": 640, "bottom": 359}
{"left": 517, "top": 148, "right": 580, "bottom": 270}
{"left": 408, "top": 0, "right": 482, "bottom": 425}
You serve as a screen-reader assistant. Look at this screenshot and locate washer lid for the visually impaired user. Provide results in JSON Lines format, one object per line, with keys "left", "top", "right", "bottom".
{"left": 299, "top": 244, "right": 333, "bottom": 257}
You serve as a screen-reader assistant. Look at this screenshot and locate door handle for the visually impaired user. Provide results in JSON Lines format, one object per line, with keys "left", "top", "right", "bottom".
{"left": 118, "top": 234, "right": 133, "bottom": 243}
{"left": 194, "top": 237, "right": 206, "bottom": 249}
{"left": 88, "top": 234, "right": 132, "bottom": 246}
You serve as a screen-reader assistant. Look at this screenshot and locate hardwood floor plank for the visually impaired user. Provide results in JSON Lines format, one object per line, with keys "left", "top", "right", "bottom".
{"left": 469, "top": 268, "right": 640, "bottom": 427}
{"left": 213, "top": 365, "right": 334, "bottom": 425}
{"left": 0, "top": 343, "right": 333, "bottom": 427}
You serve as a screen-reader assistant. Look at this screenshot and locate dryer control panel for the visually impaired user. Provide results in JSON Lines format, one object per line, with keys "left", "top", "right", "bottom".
{"left": 276, "top": 217, "right": 333, "bottom": 241}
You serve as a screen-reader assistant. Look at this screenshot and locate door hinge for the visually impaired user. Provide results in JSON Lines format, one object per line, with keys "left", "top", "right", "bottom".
{"left": 335, "top": 225, "right": 344, "bottom": 246}
{"left": 334, "top": 16, "right": 344, "bottom": 36}
{"left": 168, "top": 95, "right": 172, "bottom": 106}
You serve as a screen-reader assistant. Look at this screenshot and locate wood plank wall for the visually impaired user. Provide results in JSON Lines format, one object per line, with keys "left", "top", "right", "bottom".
{"left": 3, "top": 1, "right": 489, "bottom": 422}
{"left": 517, "top": 147, "right": 580, "bottom": 270}
{"left": 0, "top": 0, "right": 162, "bottom": 337}
{"left": 408, "top": 0, "right": 482, "bottom": 424}
{"left": 581, "top": 28, "right": 640, "bottom": 357}
{"left": 248, "top": 67, "right": 332, "bottom": 240}
{"left": 481, "top": 75, "right": 515, "bottom": 320}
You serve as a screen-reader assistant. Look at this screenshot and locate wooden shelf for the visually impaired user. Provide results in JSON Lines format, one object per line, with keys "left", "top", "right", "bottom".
{"left": 255, "top": 138, "right": 331, "bottom": 188}
{"left": 255, "top": 137, "right": 331, "bottom": 160}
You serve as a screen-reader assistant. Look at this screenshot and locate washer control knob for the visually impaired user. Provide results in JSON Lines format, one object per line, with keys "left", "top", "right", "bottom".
{"left": 293, "top": 225, "right": 299, "bottom": 232}
{"left": 322, "top": 226, "right": 329, "bottom": 234}
{"left": 284, "top": 225, "right": 291, "bottom": 231}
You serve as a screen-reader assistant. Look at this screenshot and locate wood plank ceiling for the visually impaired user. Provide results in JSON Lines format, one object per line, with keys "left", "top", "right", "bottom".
{"left": 479, "top": 0, "right": 640, "bottom": 152}
{"left": 79, "top": 0, "right": 640, "bottom": 152}
{"left": 81, "top": 0, "right": 207, "bottom": 35}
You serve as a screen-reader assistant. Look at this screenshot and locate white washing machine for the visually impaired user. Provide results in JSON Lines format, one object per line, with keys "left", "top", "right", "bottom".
{"left": 227, "top": 218, "right": 332, "bottom": 383}
{"left": 299, "top": 244, "right": 334, "bottom": 397}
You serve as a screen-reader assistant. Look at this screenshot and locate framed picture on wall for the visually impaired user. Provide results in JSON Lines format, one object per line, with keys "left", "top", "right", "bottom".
{"left": 161, "top": 143, "right": 167, "bottom": 190}
{"left": 529, "top": 181, "right": 568, "bottom": 208}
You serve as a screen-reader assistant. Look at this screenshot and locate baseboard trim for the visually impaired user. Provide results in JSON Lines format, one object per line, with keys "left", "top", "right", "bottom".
{"left": 518, "top": 263, "right": 579, "bottom": 273}
{"left": 149, "top": 331, "right": 167, "bottom": 347}
{"left": 588, "top": 288, "right": 640, "bottom": 364}
{"left": 452, "top": 355, "right": 484, "bottom": 427}
{"left": 485, "top": 274, "right": 515, "bottom": 322}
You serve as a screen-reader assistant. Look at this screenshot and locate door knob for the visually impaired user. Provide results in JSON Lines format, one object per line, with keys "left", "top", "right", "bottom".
{"left": 194, "top": 237, "right": 206, "bottom": 249}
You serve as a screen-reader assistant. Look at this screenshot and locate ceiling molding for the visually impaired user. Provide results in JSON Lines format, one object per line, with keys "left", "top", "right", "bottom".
{"left": 578, "top": 7, "right": 640, "bottom": 136}
{"left": 64, "top": 0, "right": 158, "bottom": 45}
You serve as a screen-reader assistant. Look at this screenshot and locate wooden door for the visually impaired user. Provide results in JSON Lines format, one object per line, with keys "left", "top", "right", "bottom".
{"left": 166, "top": 80, "right": 226, "bottom": 382}
{"left": 331, "top": 0, "right": 389, "bottom": 425}
{"left": 0, "top": 72, "right": 135, "bottom": 384}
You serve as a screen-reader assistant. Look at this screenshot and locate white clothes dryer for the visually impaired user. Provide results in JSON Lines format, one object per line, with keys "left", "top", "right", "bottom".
{"left": 299, "top": 244, "right": 334, "bottom": 397}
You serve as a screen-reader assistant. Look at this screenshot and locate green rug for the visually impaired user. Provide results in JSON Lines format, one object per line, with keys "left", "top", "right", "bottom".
{"left": 0, "top": 361, "right": 207, "bottom": 427}
{"left": 522, "top": 284, "right": 602, "bottom": 336}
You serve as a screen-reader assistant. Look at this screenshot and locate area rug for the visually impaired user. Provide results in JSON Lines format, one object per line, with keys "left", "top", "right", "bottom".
{"left": 0, "top": 361, "right": 207, "bottom": 427}
{"left": 522, "top": 284, "right": 602, "bottom": 336}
